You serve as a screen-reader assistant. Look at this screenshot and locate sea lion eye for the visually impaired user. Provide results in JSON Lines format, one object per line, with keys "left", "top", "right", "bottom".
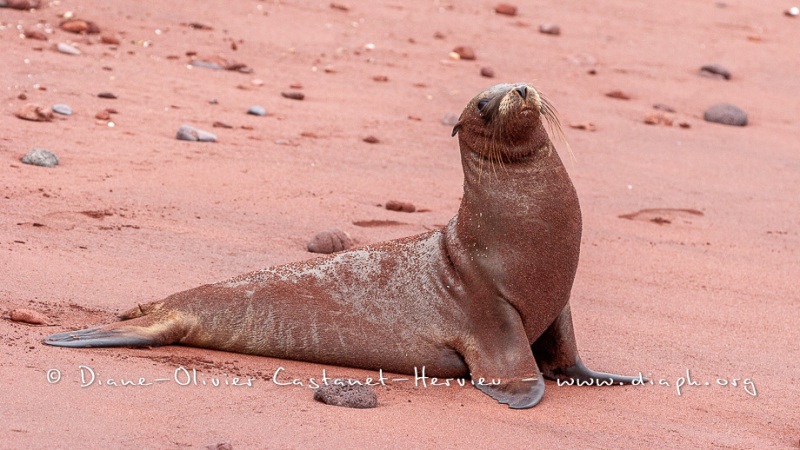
{"left": 477, "top": 98, "right": 489, "bottom": 112}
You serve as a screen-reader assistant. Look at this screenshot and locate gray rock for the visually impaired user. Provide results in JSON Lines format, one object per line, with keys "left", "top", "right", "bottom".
{"left": 247, "top": 105, "right": 266, "bottom": 116}
{"left": 703, "top": 103, "right": 747, "bottom": 126}
{"left": 307, "top": 228, "right": 352, "bottom": 254}
{"left": 700, "top": 64, "right": 731, "bottom": 80}
{"left": 56, "top": 42, "right": 80, "bottom": 55}
{"left": 313, "top": 380, "right": 377, "bottom": 409}
{"left": 176, "top": 125, "right": 217, "bottom": 142}
{"left": 52, "top": 104, "right": 72, "bottom": 115}
{"left": 190, "top": 60, "right": 223, "bottom": 70}
{"left": 22, "top": 148, "right": 59, "bottom": 167}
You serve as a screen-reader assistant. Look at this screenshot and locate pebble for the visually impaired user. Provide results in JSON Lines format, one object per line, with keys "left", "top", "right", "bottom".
{"left": 372, "top": 75, "right": 389, "bottom": 82}
{"left": 362, "top": 135, "right": 380, "bottom": 144}
{"left": 21, "top": 149, "right": 59, "bottom": 168}
{"left": 441, "top": 112, "right": 459, "bottom": 126}
{"left": 539, "top": 23, "right": 561, "bottom": 35}
{"left": 330, "top": 2, "right": 350, "bottom": 11}
{"left": 385, "top": 200, "right": 416, "bottom": 213}
{"left": 452, "top": 46, "right": 476, "bottom": 60}
{"left": 307, "top": 229, "right": 352, "bottom": 254}
{"left": 281, "top": 91, "right": 305, "bottom": 100}
{"left": 190, "top": 60, "right": 223, "bottom": 70}
{"left": 59, "top": 19, "right": 100, "bottom": 34}
{"left": 644, "top": 113, "right": 673, "bottom": 126}
{"left": 15, "top": 103, "right": 53, "bottom": 122}
{"left": 213, "top": 121, "right": 233, "bottom": 129}
{"left": 605, "top": 90, "right": 631, "bottom": 100}
{"left": 785, "top": 6, "right": 799, "bottom": 16}
{"left": 52, "top": 104, "right": 73, "bottom": 116}
{"left": 23, "top": 29, "right": 48, "bottom": 41}
{"left": 247, "top": 105, "right": 266, "bottom": 116}
{"left": 313, "top": 380, "right": 377, "bottom": 409}
{"left": 9, "top": 308, "right": 51, "bottom": 325}
{"left": 1, "top": 0, "right": 41, "bottom": 10}
{"left": 653, "top": 103, "right": 676, "bottom": 113}
{"left": 100, "top": 32, "right": 121, "bottom": 45}
{"left": 480, "top": 66, "right": 495, "bottom": 78}
{"left": 56, "top": 43, "right": 81, "bottom": 55}
{"left": 176, "top": 125, "right": 218, "bottom": 142}
{"left": 569, "top": 122, "right": 597, "bottom": 132}
{"left": 699, "top": 64, "right": 731, "bottom": 80}
{"left": 494, "top": 3, "right": 518, "bottom": 16}
{"left": 703, "top": 103, "right": 747, "bottom": 126}
{"left": 98, "top": 92, "right": 117, "bottom": 99}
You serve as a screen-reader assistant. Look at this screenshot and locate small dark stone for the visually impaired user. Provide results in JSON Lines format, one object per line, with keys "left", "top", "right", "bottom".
{"left": 480, "top": 66, "right": 495, "bottom": 78}
{"left": 213, "top": 121, "right": 233, "bottom": 129}
{"left": 452, "top": 46, "right": 476, "bottom": 60}
{"left": 653, "top": 103, "right": 676, "bottom": 113}
{"left": 247, "top": 105, "right": 266, "bottom": 116}
{"left": 703, "top": 103, "right": 747, "bottom": 126}
{"left": 539, "top": 23, "right": 561, "bottom": 35}
{"left": 176, "top": 125, "right": 218, "bottom": 142}
{"left": 700, "top": 64, "right": 731, "bottom": 80}
{"left": 98, "top": 92, "right": 117, "bottom": 99}
{"left": 313, "top": 380, "right": 377, "bottom": 409}
{"left": 362, "top": 135, "right": 380, "bottom": 144}
{"left": 307, "top": 228, "right": 352, "bottom": 254}
{"left": 22, "top": 149, "right": 59, "bottom": 168}
{"left": 385, "top": 200, "right": 416, "bottom": 213}
{"left": 281, "top": 91, "right": 305, "bottom": 100}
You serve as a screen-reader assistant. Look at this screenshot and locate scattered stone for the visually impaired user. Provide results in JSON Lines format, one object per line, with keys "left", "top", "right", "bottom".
{"left": 703, "top": 103, "right": 747, "bottom": 126}
{"left": 209, "top": 99, "right": 219, "bottom": 105}
{"left": 785, "top": 6, "right": 799, "bottom": 16}
{"left": 644, "top": 113, "right": 673, "bottom": 126}
{"left": 289, "top": 82, "right": 303, "bottom": 89}
{"left": 362, "top": 135, "right": 380, "bottom": 144}
{"left": 678, "top": 122, "right": 691, "bottom": 129}
{"left": 494, "top": 3, "right": 518, "bottom": 16}
{"left": 100, "top": 32, "right": 121, "bottom": 45}
{"left": 56, "top": 43, "right": 81, "bottom": 55}
{"left": 247, "top": 105, "right": 267, "bottom": 116}
{"left": 653, "top": 103, "right": 676, "bottom": 113}
{"left": 372, "top": 75, "right": 389, "bottom": 82}
{"left": 313, "top": 380, "right": 377, "bottom": 408}
{"left": 98, "top": 92, "right": 117, "bottom": 99}
{"left": 0, "top": 0, "right": 41, "bottom": 10}
{"left": 700, "top": 64, "right": 731, "bottom": 80}
{"left": 587, "top": 69, "right": 597, "bottom": 75}
{"left": 452, "top": 46, "right": 476, "bottom": 60}
{"left": 539, "top": 23, "right": 561, "bottom": 35}
{"left": 23, "top": 29, "right": 48, "bottom": 41}
{"left": 190, "top": 60, "right": 223, "bottom": 70}
{"left": 9, "top": 308, "right": 51, "bottom": 325}
{"left": 281, "top": 91, "right": 305, "bottom": 100}
{"left": 95, "top": 109, "right": 115, "bottom": 120}
{"left": 441, "top": 112, "right": 459, "bottom": 126}
{"left": 433, "top": 31, "right": 446, "bottom": 39}
{"left": 385, "top": 200, "right": 416, "bottom": 213}
{"left": 569, "top": 122, "right": 596, "bottom": 132}
{"left": 330, "top": 2, "right": 350, "bottom": 11}
{"left": 213, "top": 121, "right": 233, "bottom": 129}
{"left": 307, "top": 229, "right": 352, "bottom": 254}
{"left": 176, "top": 125, "right": 217, "bottom": 142}
{"left": 15, "top": 104, "right": 53, "bottom": 122}
{"left": 605, "top": 90, "right": 631, "bottom": 100}
{"left": 187, "top": 22, "right": 214, "bottom": 30}
{"left": 480, "top": 66, "right": 495, "bottom": 78}
{"left": 52, "top": 104, "right": 73, "bottom": 116}
{"left": 21, "top": 149, "right": 58, "bottom": 168}
{"left": 59, "top": 19, "right": 100, "bottom": 34}
{"left": 205, "top": 444, "right": 233, "bottom": 450}
{"left": 18, "top": 93, "right": 27, "bottom": 100}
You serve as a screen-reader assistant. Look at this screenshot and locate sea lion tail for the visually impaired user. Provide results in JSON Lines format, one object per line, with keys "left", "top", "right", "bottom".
{"left": 43, "top": 311, "right": 190, "bottom": 348}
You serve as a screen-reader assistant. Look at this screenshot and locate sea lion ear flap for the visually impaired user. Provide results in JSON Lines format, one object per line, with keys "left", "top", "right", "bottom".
{"left": 451, "top": 121, "right": 462, "bottom": 137}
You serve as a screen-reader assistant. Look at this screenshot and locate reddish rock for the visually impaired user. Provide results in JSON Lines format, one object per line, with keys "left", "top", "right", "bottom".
{"left": 494, "top": 3, "right": 518, "bottom": 16}
{"left": 385, "top": 200, "right": 416, "bottom": 213}
{"left": 452, "top": 46, "right": 476, "bottom": 60}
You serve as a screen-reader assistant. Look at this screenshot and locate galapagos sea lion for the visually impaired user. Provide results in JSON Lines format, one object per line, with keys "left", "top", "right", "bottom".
{"left": 45, "top": 82, "right": 643, "bottom": 409}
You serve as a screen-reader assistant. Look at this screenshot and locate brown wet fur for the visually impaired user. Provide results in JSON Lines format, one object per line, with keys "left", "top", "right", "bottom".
{"left": 45, "top": 83, "right": 643, "bottom": 408}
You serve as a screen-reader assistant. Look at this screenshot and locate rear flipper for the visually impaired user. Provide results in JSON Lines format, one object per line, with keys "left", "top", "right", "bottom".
{"left": 44, "top": 326, "right": 159, "bottom": 348}
{"left": 43, "top": 312, "right": 188, "bottom": 349}
{"left": 532, "top": 303, "right": 647, "bottom": 385}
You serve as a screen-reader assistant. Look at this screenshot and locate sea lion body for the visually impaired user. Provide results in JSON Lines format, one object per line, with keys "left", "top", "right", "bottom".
{"left": 46, "top": 83, "right": 643, "bottom": 408}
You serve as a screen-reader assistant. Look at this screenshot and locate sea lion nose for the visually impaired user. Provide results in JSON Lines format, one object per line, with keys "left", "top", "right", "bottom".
{"left": 515, "top": 86, "right": 528, "bottom": 99}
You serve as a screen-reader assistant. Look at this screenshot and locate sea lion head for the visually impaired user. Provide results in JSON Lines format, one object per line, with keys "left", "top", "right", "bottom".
{"left": 452, "top": 82, "right": 563, "bottom": 162}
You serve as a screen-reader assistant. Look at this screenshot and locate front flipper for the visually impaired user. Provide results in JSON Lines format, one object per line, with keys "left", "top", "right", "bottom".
{"left": 461, "top": 300, "right": 546, "bottom": 409}
{"left": 531, "top": 303, "right": 646, "bottom": 385}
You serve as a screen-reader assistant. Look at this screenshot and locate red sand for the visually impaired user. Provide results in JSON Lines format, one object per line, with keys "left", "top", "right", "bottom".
{"left": 1, "top": 1, "right": 798, "bottom": 448}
